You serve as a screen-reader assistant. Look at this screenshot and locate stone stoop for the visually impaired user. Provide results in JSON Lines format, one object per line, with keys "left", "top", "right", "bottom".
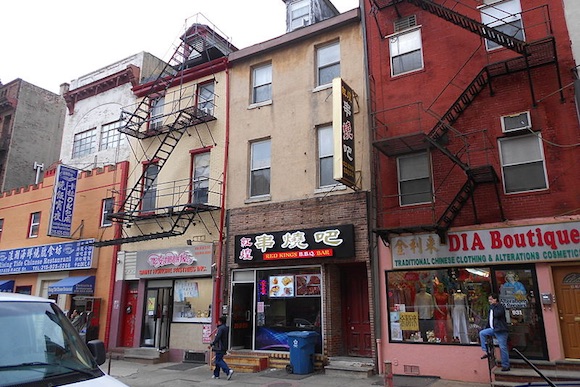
{"left": 223, "top": 354, "right": 269, "bottom": 373}
{"left": 121, "top": 347, "right": 170, "bottom": 364}
{"left": 324, "top": 357, "right": 376, "bottom": 379}
{"left": 492, "top": 359, "right": 580, "bottom": 386}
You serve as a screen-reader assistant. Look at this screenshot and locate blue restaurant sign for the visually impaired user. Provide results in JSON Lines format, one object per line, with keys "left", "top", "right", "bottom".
{"left": 0, "top": 239, "right": 94, "bottom": 275}
{"left": 48, "top": 164, "right": 79, "bottom": 237}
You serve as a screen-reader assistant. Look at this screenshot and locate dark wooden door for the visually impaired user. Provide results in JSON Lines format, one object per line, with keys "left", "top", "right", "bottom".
{"left": 344, "top": 265, "right": 372, "bottom": 357}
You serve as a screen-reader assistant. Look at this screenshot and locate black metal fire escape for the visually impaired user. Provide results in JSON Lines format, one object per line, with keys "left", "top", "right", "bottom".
{"left": 372, "top": 0, "right": 561, "bottom": 241}
{"left": 92, "top": 23, "right": 233, "bottom": 247}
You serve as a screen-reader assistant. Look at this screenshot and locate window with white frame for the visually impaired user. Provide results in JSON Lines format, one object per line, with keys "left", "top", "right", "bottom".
{"left": 197, "top": 82, "right": 215, "bottom": 116}
{"left": 499, "top": 134, "right": 547, "bottom": 193}
{"left": 141, "top": 163, "right": 159, "bottom": 212}
{"left": 318, "top": 126, "right": 335, "bottom": 187}
{"left": 317, "top": 42, "right": 340, "bottom": 87}
{"left": 290, "top": 0, "right": 310, "bottom": 30}
{"left": 192, "top": 151, "right": 210, "bottom": 204}
{"left": 72, "top": 128, "right": 96, "bottom": 158}
{"left": 99, "top": 120, "right": 123, "bottom": 151}
{"left": 101, "top": 198, "right": 114, "bottom": 227}
{"left": 29, "top": 212, "right": 40, "bottom": 238}
{"left": 481, "top": 0, "right": 524, "bottom": 51}
{"left": 250, "top": 139, "right": 271, "bottom": 197}
{"left": 149, "top": 96, "right": 165, "bottom": 131}
{"left": 389, "top": 28, "right": 424, "bottom": 76}
{"left": 252, "top": 64, "right": 272, "bottom": 104}
{"left": 397, "top": 152, "right": 432, "bottom": 206}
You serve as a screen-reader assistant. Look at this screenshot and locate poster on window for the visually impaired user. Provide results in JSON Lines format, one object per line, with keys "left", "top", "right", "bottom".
{"left": 295, "top": 274, "right": 321, "bottom": 296}
{"left": 269, "top": 275, "right": 294, "bottom": 297}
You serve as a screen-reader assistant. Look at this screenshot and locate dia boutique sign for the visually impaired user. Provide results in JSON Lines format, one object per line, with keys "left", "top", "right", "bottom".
{"left": 390, "top": 221, "right": 580, "bottom": 269}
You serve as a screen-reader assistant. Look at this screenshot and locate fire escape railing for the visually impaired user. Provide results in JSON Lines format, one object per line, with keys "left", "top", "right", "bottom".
{"left": 373, "top": 0, "right": 558, "bottom": 240}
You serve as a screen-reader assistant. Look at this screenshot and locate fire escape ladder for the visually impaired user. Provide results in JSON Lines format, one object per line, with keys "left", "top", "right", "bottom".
{"left": 404, "top": 0, "right": 527, "bottom": 55}
{"left": 113, "top": 108, "right": 200, "bottom": 221}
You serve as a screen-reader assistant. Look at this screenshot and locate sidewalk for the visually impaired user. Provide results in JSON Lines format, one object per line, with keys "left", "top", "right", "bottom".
{"left": 105, "top": 359, "right": 491, "bottom": 387}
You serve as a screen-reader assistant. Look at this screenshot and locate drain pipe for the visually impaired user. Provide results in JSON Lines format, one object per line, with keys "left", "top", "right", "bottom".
{"left": 211, "top": 64, "right": 230, "bottom": 326}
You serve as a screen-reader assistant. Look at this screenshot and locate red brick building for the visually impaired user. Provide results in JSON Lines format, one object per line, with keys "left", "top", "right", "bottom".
{"left": 364, "top": 0, "right": 580, "bottom": 383}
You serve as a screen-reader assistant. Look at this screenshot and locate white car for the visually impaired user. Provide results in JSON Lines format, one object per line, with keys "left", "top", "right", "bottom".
{"left": 0, "top": 292, "right": 128, "bottom": 387}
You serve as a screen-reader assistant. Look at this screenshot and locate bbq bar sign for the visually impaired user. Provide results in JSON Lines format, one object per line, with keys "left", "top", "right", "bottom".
{"left": 235, "top": 224, "right": 355, "bottom": 263}
{"left": 390, "top": 221, "right": 580, "bottom": 269}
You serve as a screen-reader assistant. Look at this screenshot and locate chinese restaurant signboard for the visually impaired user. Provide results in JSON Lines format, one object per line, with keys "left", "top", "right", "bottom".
{"left": 332, "top": 77, "right": 356, "bottom": 188}
{"left": 235, "top": 224, "right": 355, "bottom": 263}
{"left": 390, "top": 221, "right": 580, "bottom": 269}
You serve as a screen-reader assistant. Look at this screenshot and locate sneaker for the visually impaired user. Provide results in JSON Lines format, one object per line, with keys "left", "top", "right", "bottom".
{"left": 501, "top": 367, "right": 511, "bottom": 372}
{"left": 227, "top": 369, "right": 234, "bottom": 380}
{"left": 211, "top": 375, "right": 219, "bottom": 379}
{"left": 481, "top": 353, "right": 490, "bottom": 359}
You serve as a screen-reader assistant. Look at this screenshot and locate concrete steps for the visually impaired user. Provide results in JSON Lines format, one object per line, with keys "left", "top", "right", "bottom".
{"left": 324, "top": 356, "right": 376, "bottom": 379}
{"left": 110, "top": 347, "right": 169, "bottom": 364}
{"left": 493, "top": 359, "right": 580, "bottom": 386}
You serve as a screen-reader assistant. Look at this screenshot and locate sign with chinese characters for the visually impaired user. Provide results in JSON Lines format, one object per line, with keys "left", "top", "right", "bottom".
{"left": 0, "top": 239, "right": 95, "bottom": 274}
{"left": 390, "top": 221, "right": 580, "bottom": 269}
{"left": 48, "top": 164, "right": 79, "bottom": 237}
{"left": 235, "top": 224, "right": 355, "bottom": 263}
{"left": 332, "top": 78, "right": 356, "bottom": 188}
{"left": 135, "top": 243, "right": 212, "bottom": 278}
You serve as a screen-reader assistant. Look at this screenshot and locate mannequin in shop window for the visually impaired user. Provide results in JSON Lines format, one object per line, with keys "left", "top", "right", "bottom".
{"left": 433, "top": 283, "right": 450, "bottom": 342}
{"left": 414, "top": 284, "right": 441, "bottom": 341}
{"left": 451, "top": 289, "right": 470, "bottom": 344}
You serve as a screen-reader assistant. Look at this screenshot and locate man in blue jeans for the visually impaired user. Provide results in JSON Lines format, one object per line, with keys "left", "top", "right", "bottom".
{"left": 209, "top": 315, "right": 234, "bottom": 380}
{"left": 479, "top": 293, "right": 510, "bottom": 371}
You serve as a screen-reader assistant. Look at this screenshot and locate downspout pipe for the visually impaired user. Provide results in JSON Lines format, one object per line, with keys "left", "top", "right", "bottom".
{"left": 104, "top": 160, "right": 129, "bottom": 349}
{"left": 212, "top": 65, "right": 230, "bottom": 326}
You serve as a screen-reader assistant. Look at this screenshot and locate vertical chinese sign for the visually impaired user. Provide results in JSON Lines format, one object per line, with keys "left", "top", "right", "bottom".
{"left": 48, "top": 164, "right": 79, "bottom": 237}
{"left": 332, "top": 77, "right": 356, "bottom": 188}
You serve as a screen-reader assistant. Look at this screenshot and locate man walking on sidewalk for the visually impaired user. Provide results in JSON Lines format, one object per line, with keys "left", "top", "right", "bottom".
{"left": 209, "top": 315, "right": 234, "bottom": 380}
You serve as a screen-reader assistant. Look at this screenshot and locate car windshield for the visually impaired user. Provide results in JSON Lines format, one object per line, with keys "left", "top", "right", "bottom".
{"left": 0, "top": 300, "right": 102, "bottom": 387}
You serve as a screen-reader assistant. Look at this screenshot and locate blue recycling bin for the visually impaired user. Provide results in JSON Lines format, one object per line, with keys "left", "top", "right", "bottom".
{"left": 287, "top": 331, "right": 319, "bottom": 374}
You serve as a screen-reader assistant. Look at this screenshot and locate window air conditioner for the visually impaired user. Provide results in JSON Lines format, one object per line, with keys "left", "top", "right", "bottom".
{"left": 501, "top": 111, "right": 531, "bottom": 133}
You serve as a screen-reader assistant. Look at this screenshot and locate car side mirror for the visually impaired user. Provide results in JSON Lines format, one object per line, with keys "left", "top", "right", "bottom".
{"left": 87, "top": 339, "right": 106, "bottom": 365}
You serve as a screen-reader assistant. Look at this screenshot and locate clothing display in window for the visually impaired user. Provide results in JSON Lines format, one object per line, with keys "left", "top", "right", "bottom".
{"left": 452, "top": 290, "right": 469, "bottom": 344}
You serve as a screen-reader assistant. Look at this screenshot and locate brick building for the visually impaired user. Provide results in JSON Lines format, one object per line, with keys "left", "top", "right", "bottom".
{"left": 364, "top": 0, "right": 580, "bottom": 383}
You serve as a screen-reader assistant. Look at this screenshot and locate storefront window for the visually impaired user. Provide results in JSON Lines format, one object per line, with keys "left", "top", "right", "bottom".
{"left": 172, "top": 278, "right": 212, "bottom": 323}
{"left": 254, "top": 267, "right": 322, "bottom": 352}
{"left": 386, "top": 265, "right": 546, "bottom": 358}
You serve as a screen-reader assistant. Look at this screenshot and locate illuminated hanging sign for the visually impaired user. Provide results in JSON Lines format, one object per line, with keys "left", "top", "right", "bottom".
{"left": 332, "top": 77, "right": 356, "bottom": 188}
{"left": 390, "top": 221, "right": 580, "bottom": 269}
{"left": 48, "top": 165, "right": 79, "bottom": 237}
{"left": 235, "top": 224, "right": 355, "bottom": 263}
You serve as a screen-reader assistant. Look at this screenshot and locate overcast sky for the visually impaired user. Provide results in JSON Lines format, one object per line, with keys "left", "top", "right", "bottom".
{"left": 1, "top": 0, "right": 359, "bottom": 94}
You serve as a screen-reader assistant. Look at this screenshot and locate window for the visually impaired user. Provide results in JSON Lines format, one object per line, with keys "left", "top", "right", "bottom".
{"left": 397, "top": 152, "right": 432, "bottom": 206}
{"left": 149, "top": 96, "right": 165, "bottom": 131}
{"left": 101, "top": 198, "right": 114, "bottom": 227}
{"left": 172, "top": 278, "right": 212, "bottom": 323}
{"left": 481, "top": 0, "right": 524, "bottom": 51}
{"left": 250, "top": 139, "right": 271, "bottom": 197}
{"left": 318, "top": 126, "right": 335, "bottom": 187}
{"left": 252, "top": 64, "right": 272, "bottom": 104}
{"left": 386, "top": 265, "right": 546, "bottom": 358}
{"left": 192, "top": 151, "right": 210, "bottom": 204}
{"left": 197, "top": 82, "right": 215, "bottom": 116}
{"left": 254, "top": 267, "right": 322, "bottom": 352}
{"left": 72, "top": 129, "right": 96, "bottom": 158}
{"left": 389, "top": 28, "right": 423, "bottom": 76}
{"left": 0, "top": 218, "right": 3, "bottom": 242}
{"left": 29, "top": 212, "right": 40, "bottom": 238}
{"left": 141, "top": 163, "right": 159, "bottom": 212}
{"left": 99, "top": 120, "right": 123, "bottom": 151}
{"left": 499, "top": 134, "right": 547, "bottom": 193}
{"left": 290, "top": 0, "right": 310, "bottom": 30}
{"left": 317, "top": 42, "right": 340, "bottom": 87}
